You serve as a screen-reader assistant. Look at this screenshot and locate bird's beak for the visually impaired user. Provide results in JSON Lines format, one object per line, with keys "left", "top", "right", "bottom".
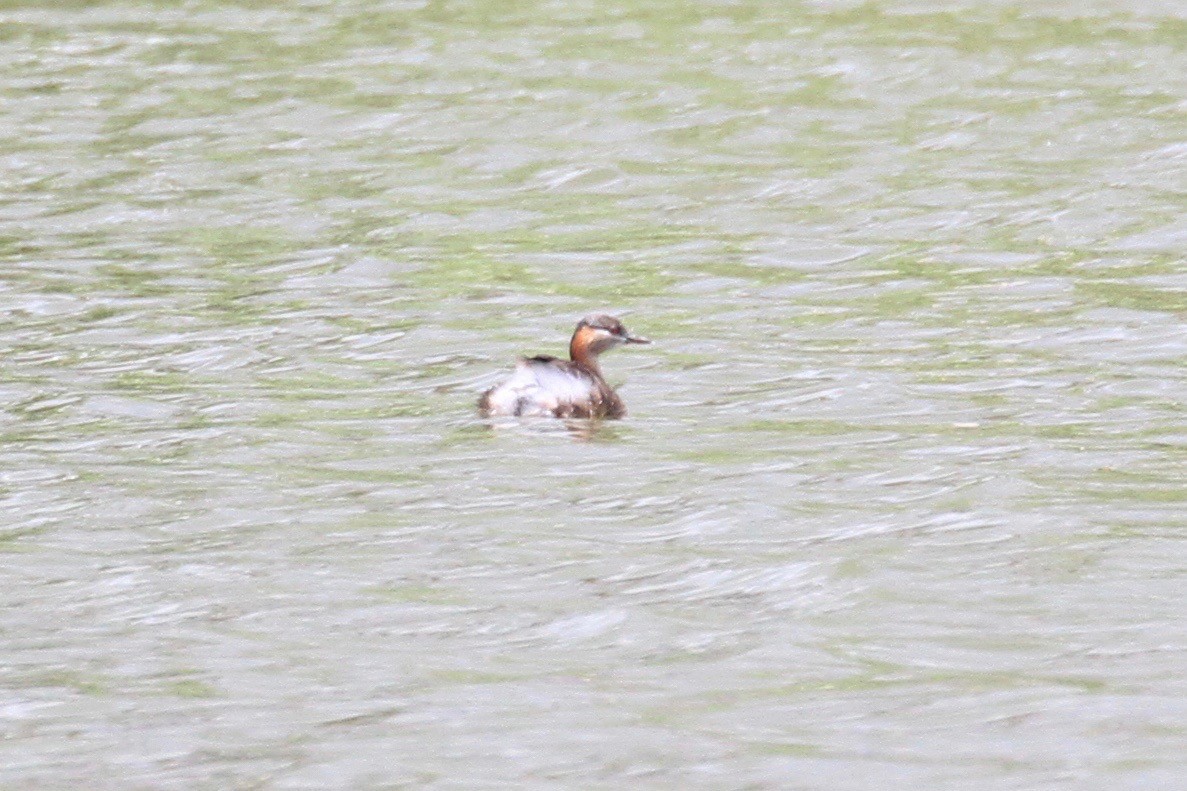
{"left": 624, "top": 334, "right": 650, "bottom": 344}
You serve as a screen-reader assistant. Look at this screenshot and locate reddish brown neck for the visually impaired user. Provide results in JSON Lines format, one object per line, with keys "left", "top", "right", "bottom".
{"left": 568, "top": 326, "right": 603, "bottom": 374}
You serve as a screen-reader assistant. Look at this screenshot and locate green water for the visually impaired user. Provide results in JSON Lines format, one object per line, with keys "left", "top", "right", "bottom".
{"left": 1, "top": 1, "right": 1185, "bottom": 789}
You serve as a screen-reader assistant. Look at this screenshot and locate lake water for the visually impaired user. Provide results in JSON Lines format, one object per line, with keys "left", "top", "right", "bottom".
{"left": 1, "top": 1, "right": 1185, "bottom": 788}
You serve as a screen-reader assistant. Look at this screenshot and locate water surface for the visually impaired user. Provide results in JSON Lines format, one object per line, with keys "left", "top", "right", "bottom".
{"left": 1, "top": 1, "right": 1185, "bottom": 789}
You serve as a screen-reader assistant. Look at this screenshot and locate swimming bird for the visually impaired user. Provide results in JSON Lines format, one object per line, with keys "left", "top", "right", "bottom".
{"left": 478, "top": 314, "right": 650, "bottom": 419}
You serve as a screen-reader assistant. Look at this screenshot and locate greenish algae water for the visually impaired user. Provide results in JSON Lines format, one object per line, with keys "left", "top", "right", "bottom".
{"left": 1, "top": 1, "right": 1185, "bottom": 789}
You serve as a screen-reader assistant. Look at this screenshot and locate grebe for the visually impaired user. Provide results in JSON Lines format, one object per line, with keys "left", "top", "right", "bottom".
{"left": 478, "top": 314, "right": 650, "bottom": 419}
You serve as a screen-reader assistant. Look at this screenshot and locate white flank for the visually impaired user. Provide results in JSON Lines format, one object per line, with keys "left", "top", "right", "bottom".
{"left": 484, "top": 358, "right": 593, "bottom": 416}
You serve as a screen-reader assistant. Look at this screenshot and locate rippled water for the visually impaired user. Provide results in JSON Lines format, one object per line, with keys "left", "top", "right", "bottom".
{"left": 2, "top": 1, "right": 1185, "bottom": 788}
